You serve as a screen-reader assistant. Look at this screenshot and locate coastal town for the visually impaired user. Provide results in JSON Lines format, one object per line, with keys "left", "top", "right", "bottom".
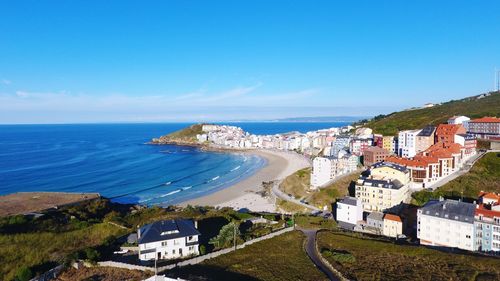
{"left": 155, "top": 113, "right": 500, "bottom": 256}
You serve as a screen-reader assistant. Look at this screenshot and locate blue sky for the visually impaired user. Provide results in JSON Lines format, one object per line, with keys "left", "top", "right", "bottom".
{"left": 0, "top": 0, "right": 499, "bottom": 123}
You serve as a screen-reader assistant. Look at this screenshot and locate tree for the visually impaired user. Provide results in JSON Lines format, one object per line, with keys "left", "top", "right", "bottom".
{"left": 15, "top": 266, "right": 33, "bottom": 281}
{"left": 209, "top": 222, "right": 240, "bottom": 249}
{"left": 199, "top": 244, "right": 206, "bottom": 255}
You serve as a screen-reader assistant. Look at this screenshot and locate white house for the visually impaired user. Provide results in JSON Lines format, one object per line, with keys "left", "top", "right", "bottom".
{"left": 336, "top": 196, "right": 363, "bottom": 230}
{"left": 138, "top": 219, "right": 200, "bottom": 261}
{"left": 417, "top": 199, "right": 475, "bottom": 251}
{"left": 447, "top": 115, "right": 470, "bottom": 125}
{"left": 398, "top": 129, "right": 422, "bottom": 158}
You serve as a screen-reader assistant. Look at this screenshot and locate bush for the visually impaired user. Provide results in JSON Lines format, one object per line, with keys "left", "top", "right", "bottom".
{"left": 84, "top": 248, "right": 100, "bottom": 262}
{"left": 199, "top": 245, "right": 206, "bottom": 255}
{"left": 15, "top": 266, "right": 33, "bottom": 281}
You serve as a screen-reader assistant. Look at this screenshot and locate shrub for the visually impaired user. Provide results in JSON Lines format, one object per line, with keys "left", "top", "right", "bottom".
{"left": 199, "top": 245, "right": 206, "bottom": 255}
{"left": 15, "top": 266, "right": 33, "bottom": 281}
{"left": 84, "top": 248, "right": 100, "bottom": 263}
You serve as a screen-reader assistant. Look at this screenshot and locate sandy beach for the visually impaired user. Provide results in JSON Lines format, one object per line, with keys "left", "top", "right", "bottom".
{"left": 179, "top": 149, "right": 311, "bottom": 212}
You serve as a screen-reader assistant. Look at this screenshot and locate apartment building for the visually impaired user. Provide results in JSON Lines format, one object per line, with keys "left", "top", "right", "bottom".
{"left": 311, "top": 154, "right": 358, "bottom": 189}
{"left": 435, "top": 124, "right": 466, "bottom": 145}
{"left": 355, "top": 162, "right": 410, "bottom": 212}
{"left": 417, "top": 199, "right": 475, "bottom": 251}
{"left": 363, "top": 146, "right": 390, "bottom": 167}
{"left": 468, "top": 117, "right": 500, "bottom": 140}
{"left": 385, "top": 155, "right": 440, "bottom": 187}
{"left": 415, "top": 125, "right": 436, "bottom": 154}
{"left": 398, "top": 129, "right": 422, "bottom": 158}
{"left": 382, "top": 136, "right": 395, "bottom": 153}
{"left": 350, "top": 138, "right": 372, "bottom": 156}
{"left": 475, "top": 192, "right": 500, "bottom": 252}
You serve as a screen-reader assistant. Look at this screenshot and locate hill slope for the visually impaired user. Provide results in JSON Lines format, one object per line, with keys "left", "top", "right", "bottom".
{"left": 362, "top": 91, "right": 500, "bottom": 135}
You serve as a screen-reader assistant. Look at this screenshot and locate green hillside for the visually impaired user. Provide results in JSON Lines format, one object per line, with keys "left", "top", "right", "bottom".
{"left": 361, "top": 91, "right": 500, "bottom": 135}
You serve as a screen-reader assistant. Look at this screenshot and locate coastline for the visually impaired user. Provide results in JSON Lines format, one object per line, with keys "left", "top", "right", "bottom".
{"left": 178, "top": 149, "right": 311, "bottom": 211}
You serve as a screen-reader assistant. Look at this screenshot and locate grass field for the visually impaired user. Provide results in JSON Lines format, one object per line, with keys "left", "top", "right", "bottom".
{"left": 279, "top": 168, "right": 358, "bottom": 211}
{"left": 318, "top": 231, "right": 500, "bottom": 281}
{"left": 167, "top": 230, "right": 328, "bottom": 281}
{"left": 412, "top": 152, "right": 500, "bottom": 205}
{"left": 361, "top": 91, "right": 500, "bottom": 136}
{"left": 0, "top": 223, "right": 126, "bottom": 281}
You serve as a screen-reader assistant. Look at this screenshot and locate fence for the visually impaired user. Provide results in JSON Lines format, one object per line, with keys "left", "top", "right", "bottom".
{"left": 98, "top": 227, "right": 295, "bottom": 272}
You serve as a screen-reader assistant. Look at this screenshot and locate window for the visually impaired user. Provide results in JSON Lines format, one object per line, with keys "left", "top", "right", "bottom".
{"left": 172, "top": 249, "right": 176, "bottom": 254}
{"left": 161, "top": 241, "right": 168, "bottom": 246}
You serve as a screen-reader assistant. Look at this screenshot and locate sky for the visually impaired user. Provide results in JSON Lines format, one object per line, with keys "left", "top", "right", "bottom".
{"left": 0, "top": 0, "right": 499, "bottom": 123}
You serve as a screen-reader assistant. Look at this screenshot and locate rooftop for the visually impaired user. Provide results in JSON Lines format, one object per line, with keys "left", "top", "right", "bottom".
{"left": 338, "top": 196, "right": 358, "bottom": 206}
{"left": 138, "top": 219, "right": 200, "bottom": 244}
{"left": 417, "top": 125, "right": 436, "bottom": 137}
{"left": 436, "top": 124, "right": 466, "bottom": 136}
{"left": 419, "top": 199, "right": 475, "bottom": 224}
{"left": 470, "top": 117, "right": 500, "bottom": 123}
{"left": 384, "top": 213, "right": 402, "bottom": 223}
{"left": 367, "top": 212, "right": 384, "bottom": 221}
{"left": 371, "top": 161, "right": 408, "bottom": 173}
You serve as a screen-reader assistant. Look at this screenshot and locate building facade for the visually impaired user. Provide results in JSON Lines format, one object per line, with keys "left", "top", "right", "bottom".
{"left": 475, "top": 192, "right": 500, "bottom": 252}
{"left": 138, "top": 219, "right": 200, "bottom": 261}
{"left": 398, "top": 129, "right": 422, "bottom": 158}
{"left": 415, "top": 125, "right": 436, "bottom": 154}
{"left": 336, "top": 196, "right": 363, "bottom": 230}
{"left": 383, "top": 214, "right": 403, "bottom": 238}
{"left": 363, "top": 146, "right": 390, "bottom": 167}
{"left": 355, "top": 162, "right": 410, "bottom": 212}
{"left": 468, "top": 117, "right": 500, "bottom": 140}
{"left": 417, "top": 199, "right": 475, "bottom": 251}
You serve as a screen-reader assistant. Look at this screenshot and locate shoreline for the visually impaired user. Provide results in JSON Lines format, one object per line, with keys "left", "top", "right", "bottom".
{"left": 178, "top": 149, "right": 311, "bottom": 211}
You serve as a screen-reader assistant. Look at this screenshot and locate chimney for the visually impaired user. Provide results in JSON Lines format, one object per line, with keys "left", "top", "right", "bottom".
{"left": 194, "top": 220, "right": 198, "bottom": 229}
{"left": 137, "top": 226, "right": 141, "bottom": 239}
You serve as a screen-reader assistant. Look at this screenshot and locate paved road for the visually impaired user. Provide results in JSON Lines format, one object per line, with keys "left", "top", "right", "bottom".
{"left": 301, "top": 229, "right": 340, "bottom": 281}
{"left": 272, "top": 181, "right": 320, "bottom": 211}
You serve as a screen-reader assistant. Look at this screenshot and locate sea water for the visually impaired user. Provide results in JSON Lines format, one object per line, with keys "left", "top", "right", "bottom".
{"left": 0, "top": 122, "right": 350, "bottom": 205}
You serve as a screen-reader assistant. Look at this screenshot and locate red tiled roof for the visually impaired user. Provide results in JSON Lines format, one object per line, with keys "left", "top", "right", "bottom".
{"left": 470, "top": 117, "right": 500, "bottom": 123}
{"left": 384, "top": 214, "right": 402, "bottom": 222}
{"left": 436, "top": 124, "right": 466, "bottom": 136}
{"left": 385, "top": 155, "right": 438, "bottom": 168}
{"left": 475, "top": 205, "right": 500, "bottom": 218}
{"left": 478, "top": 191, "right": 500, "bottom": 202}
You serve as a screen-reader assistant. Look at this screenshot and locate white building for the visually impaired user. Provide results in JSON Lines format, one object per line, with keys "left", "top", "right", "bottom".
{"left": 336, "top": 196, "right": 363, "bottom": 230}
{"left": 398, "top": 129, "right": 422, "bottom": 158}
{"left": 311, "top": 154, "right": 358, "bottom": 189}
{"left": 138, "top": 219, "right": 200, "bottom": 261}
{"left": 447, "top": 115, "right": 470, "bottom": 126}
{"left": 417, "top": 199, "right": 475, "bottom": 251}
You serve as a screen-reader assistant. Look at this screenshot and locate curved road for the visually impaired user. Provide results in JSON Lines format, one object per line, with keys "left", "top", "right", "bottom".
{"left": 301, "top": 229, "right": 340, "bottom": 281}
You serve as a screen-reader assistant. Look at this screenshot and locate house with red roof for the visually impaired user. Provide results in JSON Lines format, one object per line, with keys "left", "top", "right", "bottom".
{"left": 383, "top": 213, "right": 403, "bottom": 238}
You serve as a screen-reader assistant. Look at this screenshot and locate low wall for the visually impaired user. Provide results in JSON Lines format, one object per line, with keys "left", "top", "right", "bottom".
{"left": 99, "top": 227, "right": 294, "bottom": 272}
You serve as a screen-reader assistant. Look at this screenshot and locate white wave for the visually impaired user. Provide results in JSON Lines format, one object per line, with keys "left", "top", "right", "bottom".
{"left": 182, "top": 186, "right": 192, "bottom": 190}
{"left": 212, "top": 176, "right": 220, "bottom": 181}
{"left": 164, "top": 181, "right": 172, "bottom": 185}
{"left": 230, "top": 165, "right": 241, "bottom": 172}
{"left": 161, "top": 189, "right": 181, "bottom": 197}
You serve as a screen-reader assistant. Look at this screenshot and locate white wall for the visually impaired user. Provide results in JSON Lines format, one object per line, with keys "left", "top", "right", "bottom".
{"left": 417, "top": 212, "right": 474, "bottom": 251}
{"left": 337, "top": 199, "right": 363, "bottom": 226}
{"left": 139, "top": 235, "right": 199, "bottom": 261}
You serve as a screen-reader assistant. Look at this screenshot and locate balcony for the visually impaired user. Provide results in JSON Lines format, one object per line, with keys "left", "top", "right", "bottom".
{"left": 186, "top": 241, "right": 199, "bottom": 246}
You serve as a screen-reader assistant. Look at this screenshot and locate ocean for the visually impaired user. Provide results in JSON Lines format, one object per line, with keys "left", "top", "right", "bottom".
{"left": 0, "top": 122, "right": 350, "bottom": 205}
